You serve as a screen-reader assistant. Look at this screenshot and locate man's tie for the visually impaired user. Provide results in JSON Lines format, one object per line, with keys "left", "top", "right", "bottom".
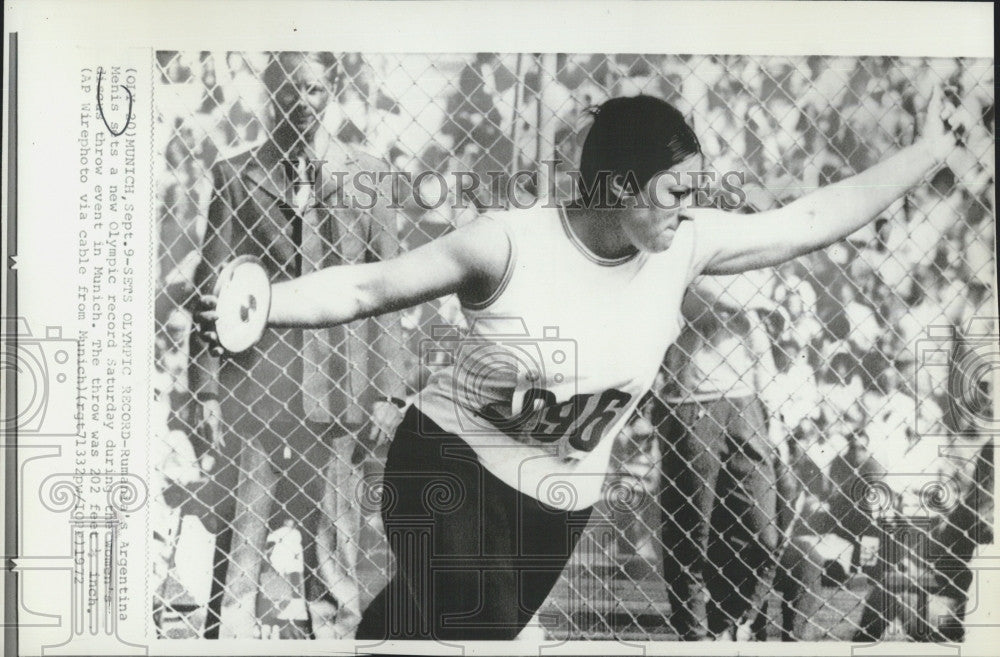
{"left": 296, "top": 157, "right": 336, "bottom": 424}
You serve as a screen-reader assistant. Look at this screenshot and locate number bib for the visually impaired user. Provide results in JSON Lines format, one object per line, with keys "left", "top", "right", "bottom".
{"left": 476, "top": 387, "right": 634, "bottom": 460}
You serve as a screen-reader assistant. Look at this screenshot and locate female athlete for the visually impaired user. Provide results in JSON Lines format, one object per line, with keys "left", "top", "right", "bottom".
{"left": 197, "top": 88, "right": 961, "bottom": 640}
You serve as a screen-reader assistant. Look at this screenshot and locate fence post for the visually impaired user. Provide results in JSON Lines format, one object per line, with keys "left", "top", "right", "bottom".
{"left": 509, "top": 53, "right": 525, "bottom": 198}
{"left": 536, "top": 53, "right": 559, "bottom": 203}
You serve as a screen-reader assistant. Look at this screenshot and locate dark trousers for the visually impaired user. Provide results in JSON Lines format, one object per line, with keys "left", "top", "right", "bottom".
{"left": 357, "top": 407, "right": 593, "bottom": 640}
{"left": 853, "top": 509, "right": 981, "bottom": 642}
{"left": 269, "top": 422, "right": 344, "bottom": 600}
{"left": 656, "top": 395, "right": 779, "bottom": 639}
{"left": 754, "top": 447, "right": 800, "bottom": 640}
{"left": 204, "top": 413, "right": 348, "bottom": 638}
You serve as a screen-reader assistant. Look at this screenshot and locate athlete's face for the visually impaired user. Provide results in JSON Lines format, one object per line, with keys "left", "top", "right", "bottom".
{"left": 618, "top": 154, "right": 702, "bottom": 253}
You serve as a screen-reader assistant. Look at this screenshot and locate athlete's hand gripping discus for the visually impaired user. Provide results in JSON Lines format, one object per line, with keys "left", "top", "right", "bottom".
{"left": 207, "top": 255, "right": 271, "bottom": 354}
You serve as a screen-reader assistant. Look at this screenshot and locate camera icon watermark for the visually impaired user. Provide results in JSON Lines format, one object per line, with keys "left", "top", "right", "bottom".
{"left": 914, "top": 316, "right": 998, "bottom": 437}
{"left": 417, "top": 317, "right": 578, "bottom": 437}
{"left": 2, "top": 317, "right": 79, "bottom": 436}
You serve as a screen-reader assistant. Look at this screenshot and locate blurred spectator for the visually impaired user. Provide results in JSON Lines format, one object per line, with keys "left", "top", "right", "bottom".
{"left": 655, "top": 274, "right": 783, "bottom": 641}
{"left": 763, "top": 339, "right": 822, "bottom": 438}
{"left": 826, "top": 431, "right": 884, "bottom": 562}
{"left": 817, "top": 353, "right": 866, "bottom": 440}
{"left": 188, "top": 52, "right": 406, "bottom": 640}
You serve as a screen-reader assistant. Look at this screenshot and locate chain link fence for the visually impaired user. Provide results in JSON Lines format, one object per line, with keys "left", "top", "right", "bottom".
{"left": 151, "top": 51, "right": 996, "bottom": 641}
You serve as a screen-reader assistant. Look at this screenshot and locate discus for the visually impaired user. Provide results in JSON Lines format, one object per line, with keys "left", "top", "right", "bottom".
{"left": 212, "top": 255, "right": 271, "bottom": 354}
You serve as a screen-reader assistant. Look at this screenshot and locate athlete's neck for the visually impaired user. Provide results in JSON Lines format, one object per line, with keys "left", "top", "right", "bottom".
{"left": 563, "top": 205, "right": 640, "bottom": 261}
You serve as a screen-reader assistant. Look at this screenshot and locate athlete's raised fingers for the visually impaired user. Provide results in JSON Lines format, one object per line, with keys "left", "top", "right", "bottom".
{"left": 194, "top": 295, "right": 219, "bottom": 324}
{"left": 195, "top": 293, "right": 218, "bottom": 309}
{"left": 196, "top": 309, "right": 219, "bottom": 324}
{"left": 198, "top": 329, "right": 220, "bottom": 348}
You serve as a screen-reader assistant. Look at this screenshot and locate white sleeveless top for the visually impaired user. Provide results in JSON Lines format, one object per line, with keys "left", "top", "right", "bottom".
{"left": 415, "top": 205, "right": 701, "bottom": 510}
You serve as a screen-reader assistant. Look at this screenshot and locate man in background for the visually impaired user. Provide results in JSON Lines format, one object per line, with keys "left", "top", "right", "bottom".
{"left": 654, "top": 271, "right": 789, "bottom": 640}
{"left": 190, "top": 51, "right": 406, "bottom": 639}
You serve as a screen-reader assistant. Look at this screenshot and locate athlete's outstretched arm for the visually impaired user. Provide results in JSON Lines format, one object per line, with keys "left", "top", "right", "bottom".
{"left": 272, "top": 218, "right": 508, "bottom": 327}
{"left": 196, "top": 218, "right": 509, "bottom": 347}
{"left": 693, "top": 86, "right": 964, "bottom": 276}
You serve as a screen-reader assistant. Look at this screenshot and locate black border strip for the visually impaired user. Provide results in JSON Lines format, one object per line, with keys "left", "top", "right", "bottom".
{"left": 5, "top": 30, "right": 19, "bottom": 657}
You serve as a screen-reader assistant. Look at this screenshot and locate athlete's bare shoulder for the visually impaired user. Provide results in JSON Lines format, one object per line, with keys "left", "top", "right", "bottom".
{"left": 483, "top": 203, "right": 561, "bottom": 235}
{"left": 434, "top": 215, "right": 513, "bottom": 306}
{"left": 685, "top": 206, "right": 732, "bottom": 222}
{"left": 679, "top": 205, "right": 742, "bottom": 271}
{"left": 443, "top": 215, "right": 510, "bottom": 265}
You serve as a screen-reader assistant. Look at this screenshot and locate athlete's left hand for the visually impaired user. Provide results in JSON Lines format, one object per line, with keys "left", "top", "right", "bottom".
{"left": 367, "top": 400, "right": 404, "bottom": 445}
{"left": 193, "top": 294, "right": 225, "bottom": 357}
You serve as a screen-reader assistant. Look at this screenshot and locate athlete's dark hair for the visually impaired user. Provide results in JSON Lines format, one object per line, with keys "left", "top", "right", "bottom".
{"left": 578, "top": 95, "right": 700, "bottom": 205}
